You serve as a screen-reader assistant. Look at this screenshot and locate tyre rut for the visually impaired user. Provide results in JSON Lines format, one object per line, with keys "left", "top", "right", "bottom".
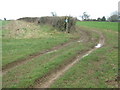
{"left": 31, "top": 28, "right": 105, "bottom": 88}
{"left": 2, "top": 29, "right": 89, "bottom": 75}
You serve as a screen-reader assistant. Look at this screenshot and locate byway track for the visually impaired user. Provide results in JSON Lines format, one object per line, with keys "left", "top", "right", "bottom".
{"left": 30, "top": 28, "right": 105, "bottom": 88}
{"left": 2, "top": 25, "right": 105, "bottom": 88}
{"left": 2, "top": 27, "right": 91, "bottom": 75}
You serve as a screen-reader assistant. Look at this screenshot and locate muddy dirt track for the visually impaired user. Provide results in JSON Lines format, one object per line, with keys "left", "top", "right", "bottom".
{"left": 2, "top": 25, "right": 105, "bottom": 88}
{"left": 3, "top": 27, "right": 92, "bottom": 75}
{"left": 30, "top": 28, "right": 105, "bottom": 88}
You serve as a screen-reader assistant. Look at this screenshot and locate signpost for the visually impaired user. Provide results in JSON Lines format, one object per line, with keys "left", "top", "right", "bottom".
{"left": 65, "top": 17, "right": 69, "bottom": 33}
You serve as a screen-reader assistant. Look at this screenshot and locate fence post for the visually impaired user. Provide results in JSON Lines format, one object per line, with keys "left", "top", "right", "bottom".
{"left": 65, "top": 17, "right": 69, "bottom": 33}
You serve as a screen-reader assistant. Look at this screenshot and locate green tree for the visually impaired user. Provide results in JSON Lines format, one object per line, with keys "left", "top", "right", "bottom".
{"left": 97, "top": 17, "right": 101, "bottom": 21}
{"left": 101, "top": 16, "right": 106, "bottom": 21}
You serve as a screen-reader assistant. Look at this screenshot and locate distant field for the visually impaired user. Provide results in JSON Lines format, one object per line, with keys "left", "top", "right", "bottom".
{"left": 77, "top": 21, "right": 118, "bottom": 31}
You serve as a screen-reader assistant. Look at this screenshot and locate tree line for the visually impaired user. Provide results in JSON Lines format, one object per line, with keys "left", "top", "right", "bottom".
{"left": 80, "top": 11, "right": 119, "bottom": 22}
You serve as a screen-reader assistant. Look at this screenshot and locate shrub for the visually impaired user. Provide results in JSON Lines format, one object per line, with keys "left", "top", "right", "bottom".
{"left": 18, "top": 16, "right": 76, "bottom": 33}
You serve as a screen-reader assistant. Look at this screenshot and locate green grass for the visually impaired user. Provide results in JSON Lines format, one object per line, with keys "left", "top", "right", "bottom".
{"left": 3, "top": 38, "right": 68, "bottom": 66}
{"left": 0, "top": 20, "right": 9, "bottom": 27}
{"left": 1, "top": 20, "right": 10, "bottom": 89}
{"left": 2, "top": 21, "right": 79, "bottom": 66}
{"left": 51, "top": 21, "right": 118, "bottom": 88}
{"left": 0, "top": 21, "right": 1, "bottom": 30}
{"left": 3, "top": 35, "right": 97, "bottom": 88}
{"left": 3, "top": 21, "right": 118, "bottom": 88}
{"left": 3, "top": 21, "right": 100, "bottom": 88}
{"left": 76, "top": 21, "right": 118, "bottom": 31}
{"left": 0, "top": 20, "right": 9, "bottom": 39}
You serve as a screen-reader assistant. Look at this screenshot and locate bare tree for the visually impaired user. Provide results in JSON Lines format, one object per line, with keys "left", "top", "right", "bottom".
{"left": 51, "top": 12, "right": 57, "bottom": 16}
{"left": 80, "top": 12, "right": 90, "bottom": 21}
{"left": 108, "top": 11, "right": 119, "bottom": 22}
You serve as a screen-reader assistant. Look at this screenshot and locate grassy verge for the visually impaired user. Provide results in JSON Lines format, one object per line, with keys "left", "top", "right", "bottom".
{"left": 51, "top": 21, "right": 118, "bottom": 88}
{"left": 2, "top": 21, "right": 79, "bottom": 66}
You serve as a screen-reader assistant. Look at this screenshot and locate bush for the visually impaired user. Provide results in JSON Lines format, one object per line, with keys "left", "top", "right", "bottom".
{"left": 18, "top": 16, "right": 76, "bottom": 33}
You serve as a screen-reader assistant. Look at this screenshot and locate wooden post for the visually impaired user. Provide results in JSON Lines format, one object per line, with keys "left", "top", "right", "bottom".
{"left": 65, "top": 17, "right": 69, "bottom": 33}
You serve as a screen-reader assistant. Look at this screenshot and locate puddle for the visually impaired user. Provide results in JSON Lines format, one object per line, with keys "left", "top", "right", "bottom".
{"left": 82, "top": 43, "right": 103, "bottom": 58}
{"left": 82, "top": 53, "right": 89, "bottom": 58}
{"left": 33, "top": 30, "right": 105, "bottom": 88}
{"left": 47, "top": 50, "right": 57, "bottom": 54}
{"left": 82, "top": 49, "right": 94, "bottom": 58}
{"left": 77, "top": 40, "right": 83, "bottom": 43}
{"left": 95, "top": 43, "right": 102, "bottom": 48}
{"left": 77, "top": 41, "right": 81, "bottom": 42}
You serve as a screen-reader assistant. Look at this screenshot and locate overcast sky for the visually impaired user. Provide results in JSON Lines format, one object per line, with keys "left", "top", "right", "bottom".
{"left": 0, "top": 0, "right": 119, "bottom": 20}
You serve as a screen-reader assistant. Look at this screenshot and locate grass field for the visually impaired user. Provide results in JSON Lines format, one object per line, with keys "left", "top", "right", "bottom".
{"left": 2, "top": 20, "right": 79, "bottom": 66}
{"left": 2, "top": 21, "right": 118, "bottom": 88}
{"left": 51, "top": 21, "right": 118, "bottom": 88}
{"left": 76, "top": 21, "right": 118, "bottom": 31}
{"left": 3, "top": 38, "right": 97, "bottom": 88}
{"left": 2, "top": 20, "right": 100, "bottom": 88}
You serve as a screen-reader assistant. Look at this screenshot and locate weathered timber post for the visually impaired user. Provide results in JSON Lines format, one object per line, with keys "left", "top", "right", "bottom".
{"left": 65, "top": 17, "right": 69, "bottom": 33}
